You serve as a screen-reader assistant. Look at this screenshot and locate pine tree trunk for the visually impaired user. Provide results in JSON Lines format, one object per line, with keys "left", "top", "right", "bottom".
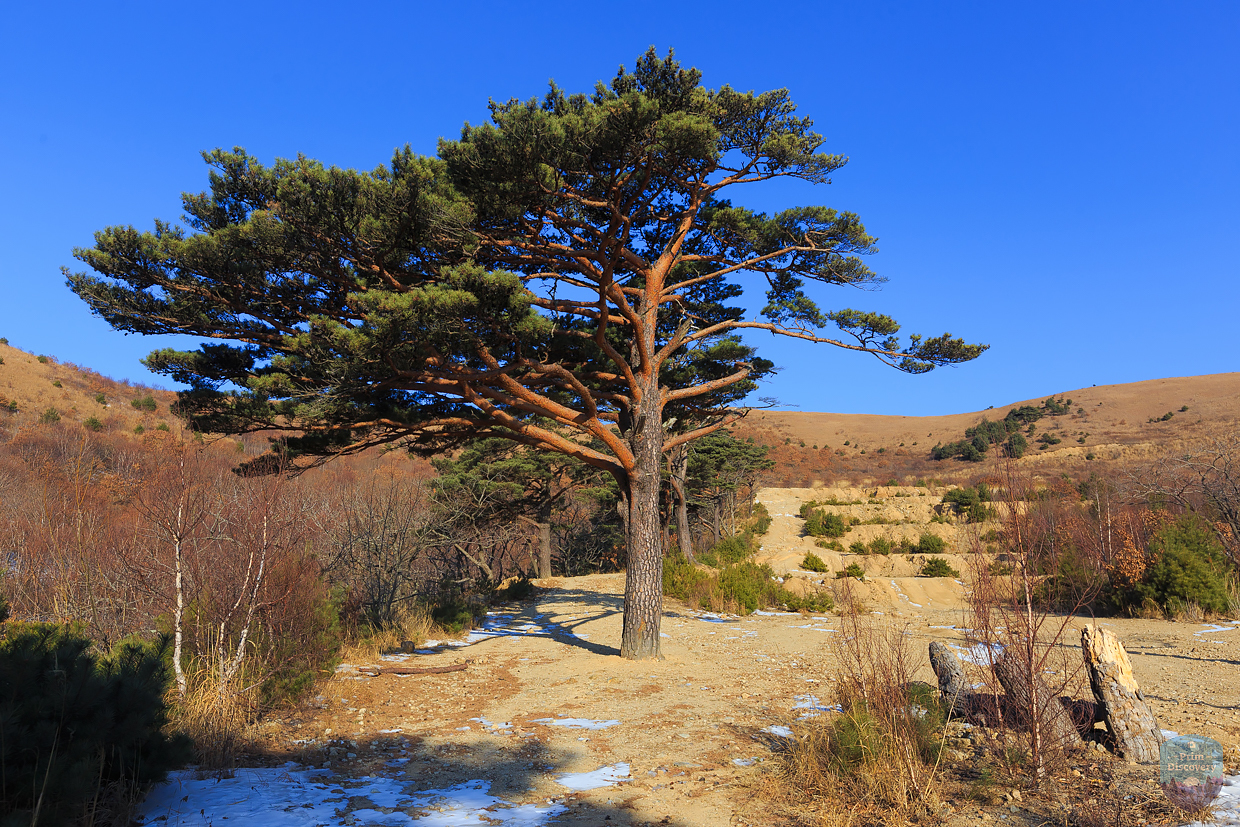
{"left": 670, "top": 444, "right": 694, "bottom": 562}
{"left": 620, "top": 402, "right": 664, "bottom": 661}
{"left": 536, "top": 502, "right": 553, "bottom": 578}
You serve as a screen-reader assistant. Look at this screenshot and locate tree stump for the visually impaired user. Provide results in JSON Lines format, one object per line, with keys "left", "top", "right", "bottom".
{"left": 993, "top": 652, "right": 1083, "bottom": 750}
{"left": 929, "top": 641, "right": 975, "bottom": 719}
{"left": 1082, "top": 625, "right": 1162, "bottom": 763}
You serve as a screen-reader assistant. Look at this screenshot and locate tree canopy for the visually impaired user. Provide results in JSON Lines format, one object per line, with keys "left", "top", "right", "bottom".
{"left": 68, "top": 49, "right": 987, "bottom": 658}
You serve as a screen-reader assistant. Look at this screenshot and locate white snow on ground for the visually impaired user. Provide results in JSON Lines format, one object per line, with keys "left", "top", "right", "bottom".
{"left": 763, "top": 725, "right": 794, "bottom": 738}
{"left": 752, "top": 610, "right": 799, "bottom": 617}
{"left": 792, "top": 694, "right": 843, "bottom": 717}
{"left": 947, "top": 641, "right": 1005, "bottom": 666}
{"left": 1182, "top": 774, "right": 1240, "bottom": 826}
{"left": 1194, "top": 622, "right": 1240, "bottom": 636}
{"left": 555, "top": 763, "right": 630, "bottom": 792}
{"left": 137, "top": 765, "right": 567, "bottom": 826}
{"left": 532, "top": 718, "right": 620, "bottom": 730}
{"left": 890, "top": 579, "right": 923, "bottom": 608}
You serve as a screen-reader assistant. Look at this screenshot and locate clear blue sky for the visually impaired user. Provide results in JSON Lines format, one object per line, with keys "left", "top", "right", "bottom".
{"left": 2, "top": 2, "right": 1236, "bottom": 416}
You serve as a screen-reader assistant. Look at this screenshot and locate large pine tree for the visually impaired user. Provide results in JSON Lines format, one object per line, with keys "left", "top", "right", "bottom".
{"left": 68, "top": 50, "right": 985, "bottom": 659}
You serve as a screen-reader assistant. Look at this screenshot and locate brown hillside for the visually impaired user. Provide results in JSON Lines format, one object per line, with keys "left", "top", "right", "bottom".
{"left": 738, "top": 373, "right": 1240, "bottom": 486}
{"left": 0, "top": 340, "right": 183, "bottom": 438}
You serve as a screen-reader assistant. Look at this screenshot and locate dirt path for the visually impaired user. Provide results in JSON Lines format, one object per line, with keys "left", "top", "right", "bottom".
{"left": 138, "top": 503, "right": 1240, "bottom": 827}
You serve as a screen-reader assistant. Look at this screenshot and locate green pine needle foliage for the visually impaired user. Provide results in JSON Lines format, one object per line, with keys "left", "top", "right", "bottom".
{"left": 0, "top": 625, "right": 191, "bottom": 823}
{"left": 1134, "top": 516, "right": 1233, "bottom": 615}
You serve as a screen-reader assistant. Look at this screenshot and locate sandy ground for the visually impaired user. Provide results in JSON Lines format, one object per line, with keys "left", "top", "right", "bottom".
{"left": 137, "top": 568, "right": 1240, "bottom": 826}
{"left": 135, "top": 495, "right": 1240, "bottom": 823}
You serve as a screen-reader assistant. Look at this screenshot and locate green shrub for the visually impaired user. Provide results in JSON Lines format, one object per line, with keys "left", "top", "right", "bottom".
{"left": 0, "top": 337, "right": 7, "bottom": 345}
{"left": 919, "top": 557, "right": 960, "bottom": 578}
{"left": 1005, "top": 432, "right": 1028, "bottom": 458}
{"left": 0, "top": 625, "right": 191, "bottom": 823}
{"left": 750, "top": 502, "right": 771, "bottom": 536}
{"left": 4, "top": 400, "right": 15, "bottom": 413}
{"left": 95, "top": 392, "right": 107, "bottom": 405}
{"left": 783, "top": 589, "right": 835, "bottom": 613}
{"left": 1134, "top": 517, "right": 1233, "bottom": 615}
{"left": 942, "top": 487, "right": 994, "bottom": 523}
{"left": 848, "top": 540, "right": 868, "bottom": 555}
{"left": 836, "top": 563, "right": 865, "bottom": 580}
{"left": 914, "top": 533, "right": 946, "bottom": 555}
{"left": 868, "top": 536, "right": 893, "bottom": 556}
{"left": 697, "top": 534, "right": 752, "bottom": 568}
{"left": 1036, "top": 432, "right": 1062, "bottom": 446}
{"left": 156, "top": 422, "right": 170, "bottom": 431}
{"left": 84, "top": 415, "right": 104, "bottom": 432}
{"left": 663, "top": 554, "right": 712, "bottom": 602}
{"left": 39, "top": 406, "right": 60, "bottom": 424}
{"left": 131, "top": 395, "right": 158, "bottom": 412}
{"left": 52, "top": 379, "right": 62, "bottom": 388}
{"left": 715, "top": 562, "right": 785, "bottom": 613}
{"left": 815, "top": 538, "right": 844, "bottom": 552}
{"left": 134, "top": 424, "right": 146, "bottom": 434}
{"left": 802, "top": 552, "right": 829, "bottom": 573}
{"left": 36, "top": 355, "right": 48, "bottom": 364}
{"left": 1179, "top": 405, "right": 1189, "bottom": 412}
{"left": 804, "top": 509, "right": 848, "bottom": 538}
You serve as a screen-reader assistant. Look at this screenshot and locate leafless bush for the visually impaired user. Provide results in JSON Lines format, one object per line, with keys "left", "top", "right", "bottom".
{"left": 1134, "top": 433, "right": 1240, "bottom": 566}
{"left": 965, "top": 462, "right": 1091, "bottom": 783}
{"left": 770, "top": 584, "right": 944, "bottom": 826}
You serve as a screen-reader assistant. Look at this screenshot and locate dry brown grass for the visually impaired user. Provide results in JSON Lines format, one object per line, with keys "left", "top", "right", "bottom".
{"left": 762, "top": 591, "right": 946, "bottom": 826}
{"left": 336, "top": 606, "right": 438, "bottom": 666}
{"left": 167, "top": 672, "right": 259, "bottom": 769}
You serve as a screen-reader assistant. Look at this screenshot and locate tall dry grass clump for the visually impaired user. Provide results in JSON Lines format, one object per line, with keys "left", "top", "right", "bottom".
{"left": 766, "top": 588, "right": 944, "bottom": 826}
{"left": 168, "top": 671, "right": 257, "bottom": 768}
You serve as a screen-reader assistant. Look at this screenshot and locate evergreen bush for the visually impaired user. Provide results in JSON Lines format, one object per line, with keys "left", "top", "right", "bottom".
{"left": 1134, "top": 517, "right": 1233, "bottom": 615}
{"left": 804, "top": 509, "right": 848, "bottom": 538}
{"left": 919, "top": 557, "right": 960, "bottom": 578}
{"left": 0, "top": 625, "right": 191, "bottom": 824}
{"left": 801, "top": 552, "right": 829, "bottom": 573}
{"left": 836, "top": 563, "right": 865, "bottom": 580}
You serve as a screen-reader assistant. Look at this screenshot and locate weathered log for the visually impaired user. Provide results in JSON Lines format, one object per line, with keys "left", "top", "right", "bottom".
{"left": 1082, "top": 624, "right": 1162, "bottom": 763}
{"left": 929, "top": 641, "right": 976, "bottom": 719}
{"left": 357, "top": 662, "right": 469, "bottom": 677}
{"left": 993, "top": 652, "right": 1083, "bottom": 749}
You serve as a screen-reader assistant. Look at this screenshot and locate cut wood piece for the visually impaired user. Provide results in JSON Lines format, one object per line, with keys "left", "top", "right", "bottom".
{"left": 1082, "top": 624, "right": 1162, "bottom": 763}
{"left": 357, "top": 662, "right": 469, "bottom": 677}
{"left": 993, "top": 653, "right": 1083, "bottom": 750}
{"left": 929, "top": 641, "right": 975, "bottom": 719}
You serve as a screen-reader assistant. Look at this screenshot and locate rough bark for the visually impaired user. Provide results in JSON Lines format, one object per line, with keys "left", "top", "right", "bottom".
{"left": 620, "top": 400, "right": 664, "bottom": 660}
{"left": 1082, "top": 624, "right": 1163, "bottom": 763}
{"left": 929, "top": 642, "right": 975, "bottom": 719}
{"left": 670, "top": 444, "right": 693, "bottom": 562}
{"left": 993, "top": 653, "right": 1083, "bottom": 749}
{"left": 536, "top": 520, "right": 552, "bottom": 579}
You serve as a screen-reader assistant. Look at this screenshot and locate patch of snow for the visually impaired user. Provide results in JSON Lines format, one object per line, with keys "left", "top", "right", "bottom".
{"left": 764, "top": 725, "right": 794, "bottom": 738}
{"left": 1195, "top": 624, "right": 1237, "bottom": 636}
{"left": 471, "top": 717, "right": 512, "bottom": 730}
{"left": 732, "top": 757, "right": 760, "bottom": 766}
{"left": 752, "top": 610, "right": 798, "bottom": 616}
{"left": 137, "top": 765, "right": 566, "bottom": 826}
{"left": 947, "top": 641, "right": 1005, "bottom": 666}
{"left": 555, "top": 762, "right": 630, "bottom": 792}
